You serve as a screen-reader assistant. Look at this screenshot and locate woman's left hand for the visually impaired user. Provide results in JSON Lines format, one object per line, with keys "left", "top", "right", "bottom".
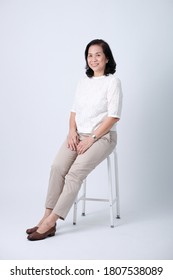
{"left": 77, "top": 136, "right": 95, "bottom": 154}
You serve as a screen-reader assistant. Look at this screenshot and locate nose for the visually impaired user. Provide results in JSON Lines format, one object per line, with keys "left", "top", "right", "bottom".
{"left": 92, "top": 55, "right": 97, "bottom": 62}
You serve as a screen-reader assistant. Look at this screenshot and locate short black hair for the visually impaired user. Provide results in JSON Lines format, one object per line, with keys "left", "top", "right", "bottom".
{"left": 85, "top": 39, "right": 116, "bottom": 77}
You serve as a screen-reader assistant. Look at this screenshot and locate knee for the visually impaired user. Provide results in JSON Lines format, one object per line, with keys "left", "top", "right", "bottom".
{"left": 51, "top": 163, "right": 67, "bottom": 178}
{"left": 65, "top": 169, "right": 85, "bottom": 188}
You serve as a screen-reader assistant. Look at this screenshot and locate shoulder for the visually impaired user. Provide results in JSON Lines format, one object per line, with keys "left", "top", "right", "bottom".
{"left": 107, "top": 74, "right": 121, "bottom": 84}
{"left": 106, "top": 75, "right": 122, "bottom": 90}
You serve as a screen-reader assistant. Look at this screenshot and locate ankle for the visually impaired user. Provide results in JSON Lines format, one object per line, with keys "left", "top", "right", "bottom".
{"left": 37, "top": 209, "right": 53, "bottom": 226}
{"left": 44, "top": 208, "right": 53, "bottom": 218}
{"left": 46, "top": 213, "right": 58, "bottom": 227}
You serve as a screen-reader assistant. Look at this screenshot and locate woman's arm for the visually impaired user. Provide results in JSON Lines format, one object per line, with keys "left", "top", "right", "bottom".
{"left": 92, "top": 116, "right": 119, "bottom": 139}
{"left": 67, "top": 112, "right": 79, "bottom": 151}
{"left": 77, "top": 116, "right": 119, "bottom": 154}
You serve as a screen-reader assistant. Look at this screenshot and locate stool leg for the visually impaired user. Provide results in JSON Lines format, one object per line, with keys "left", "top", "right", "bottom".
{"left": 82, "top": 179, "right": 86, "bottom": 216}
{"left": 107, "top": 155, "right": 114, "bottom": 228}
{"left": 114, "top": 151, "right": 120, "bottom": 219}
{"left": 73, "top": 180, "right": 87, "bottom": 225}
{"left": 73, "top": 197, "right": 78, "bottom": 225}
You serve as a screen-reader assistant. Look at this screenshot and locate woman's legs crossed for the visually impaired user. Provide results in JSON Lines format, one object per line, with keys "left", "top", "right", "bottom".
{"left": 29, "top": 132, "right": 117, "bottom": 234}
{"left": 52, "top": 132, "right": 117, "bottom": 219}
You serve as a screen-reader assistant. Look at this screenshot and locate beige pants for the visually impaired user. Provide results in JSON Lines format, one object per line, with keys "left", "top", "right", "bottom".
{"left": 45, "top": 131, "right": 117, "bottom": 219}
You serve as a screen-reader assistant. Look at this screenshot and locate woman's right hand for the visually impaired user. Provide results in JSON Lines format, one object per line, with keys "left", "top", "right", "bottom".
{"left": 67, "top": 129, "right": 80, "bottom": 151}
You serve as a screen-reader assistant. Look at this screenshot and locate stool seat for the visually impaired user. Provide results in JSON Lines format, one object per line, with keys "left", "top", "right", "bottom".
{"left": 73, "top": 149, "right": 120, "bottom": 228}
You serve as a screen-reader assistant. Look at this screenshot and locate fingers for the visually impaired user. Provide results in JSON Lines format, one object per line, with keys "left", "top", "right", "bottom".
{"left": 77, "top": 138, "right": 93, "bottom": 154}
{"left": 68, "top": 136, "right": 94, "bottom": 154}
{"left": 77, "top": 144, "right": 88, "bottom": 154}
{"left": 67, "top": 137, "right": 79, "bottom": 151}
{"left": 68, "top": 141, "right": 76, "bottom": 151}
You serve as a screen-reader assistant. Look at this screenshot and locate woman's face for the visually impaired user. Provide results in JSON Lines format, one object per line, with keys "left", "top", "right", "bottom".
{"left": 87, "top": 44, "right": 108, "bottom": 77}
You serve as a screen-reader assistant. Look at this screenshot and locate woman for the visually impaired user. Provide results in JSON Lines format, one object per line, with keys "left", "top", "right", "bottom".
{"left": 27, "top": 39, "right": 123, "bottom": 241}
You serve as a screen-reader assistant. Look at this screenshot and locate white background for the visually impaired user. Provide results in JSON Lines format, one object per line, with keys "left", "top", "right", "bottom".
{"left": 0, "top": 0, "right": 173, "bottom": 260}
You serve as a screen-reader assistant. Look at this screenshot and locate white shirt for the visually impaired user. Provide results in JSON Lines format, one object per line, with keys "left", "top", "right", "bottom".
{"left": 71, "top": 74, "right": 123, "bottom": 133}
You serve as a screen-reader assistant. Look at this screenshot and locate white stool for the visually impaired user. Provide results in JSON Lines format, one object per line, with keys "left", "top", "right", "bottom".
{"left": 73, "top": 149, "right": 120, "bottom": 228}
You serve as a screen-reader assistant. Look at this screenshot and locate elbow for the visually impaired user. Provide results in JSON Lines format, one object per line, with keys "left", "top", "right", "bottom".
{"left": 111, "top": 117, "right": 120, "bottom": 124}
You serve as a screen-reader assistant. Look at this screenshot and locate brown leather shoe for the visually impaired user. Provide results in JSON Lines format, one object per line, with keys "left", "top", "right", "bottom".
{"left": 26, "top": 222, "right": 57, "bottom": 235}
{"left": 26, "top": 226, "right": 38, "bottom": 234}
{"left": 27, "top": 226, "right": 56, "bottom": 241}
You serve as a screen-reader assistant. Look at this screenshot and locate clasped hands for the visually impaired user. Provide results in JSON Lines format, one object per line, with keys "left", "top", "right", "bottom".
{"left": 67, "top": 131, "right": 94, "bottom": 154}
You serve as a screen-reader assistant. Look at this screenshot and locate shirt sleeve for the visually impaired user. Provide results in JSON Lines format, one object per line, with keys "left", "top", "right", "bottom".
{"left": 107, "top": 77, "right": 123, "bottom": 119}
{"left": 71, "top": 99, "right": 76, "bottom": 113}
{"left": 70, "top": 79, "right": 82, "bottom": 113}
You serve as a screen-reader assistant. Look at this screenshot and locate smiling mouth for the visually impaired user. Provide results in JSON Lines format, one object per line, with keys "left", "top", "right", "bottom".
{"left": 91, "top": 64, "right": 99, "bottom": 67}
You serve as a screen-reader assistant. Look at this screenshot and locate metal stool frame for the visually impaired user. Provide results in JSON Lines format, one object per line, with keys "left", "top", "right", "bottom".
{"left": 73, "top": 149, "right": 120, "bottom": 228}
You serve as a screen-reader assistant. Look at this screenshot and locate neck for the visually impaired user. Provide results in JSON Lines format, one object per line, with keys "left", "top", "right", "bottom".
{"left": 94, "top": 72, "right": 104, "bottom": 77}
